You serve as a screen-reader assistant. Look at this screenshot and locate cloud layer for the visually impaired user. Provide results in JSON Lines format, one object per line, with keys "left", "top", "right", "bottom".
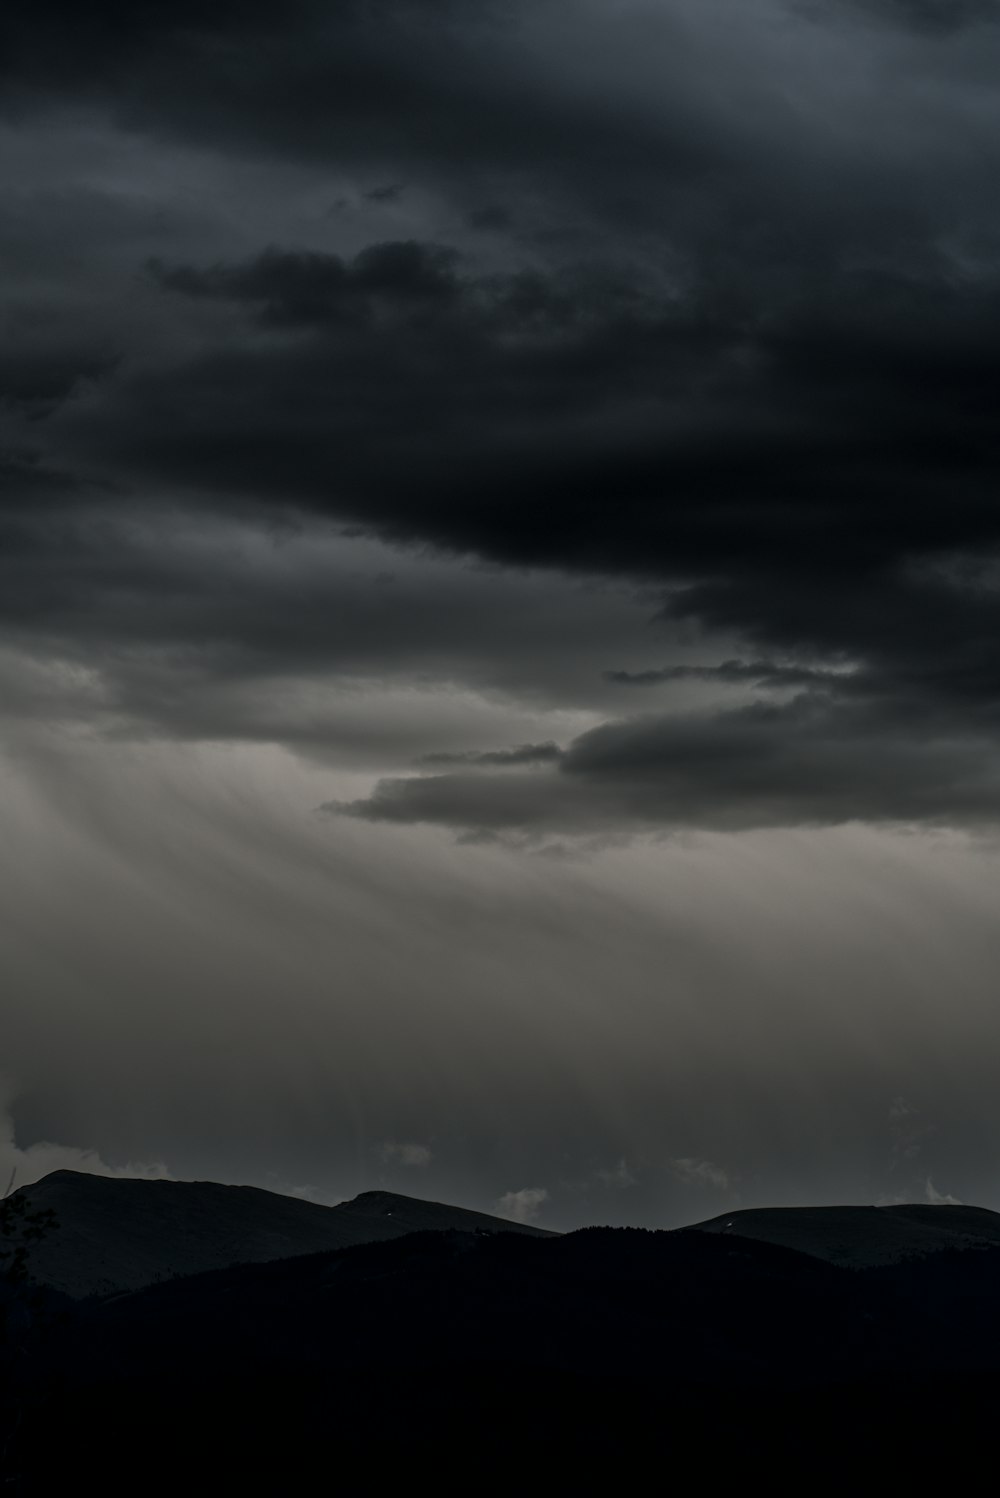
{"left": 3, "top": 2, "right": 1000, "bottom": 834}
{"left": 3, "top": 3, "right": 1000, "bottom": 1215}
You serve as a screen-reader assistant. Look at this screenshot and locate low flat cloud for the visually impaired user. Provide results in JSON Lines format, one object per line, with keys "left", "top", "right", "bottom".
{"left": 337, "top": 689, "right": 1000, "bottom": 836}
{"left": 604, "top": 660, "right": 845, "bottom": 691}
{"left": 417, "top": 743, "right": 564, "bottom": 769}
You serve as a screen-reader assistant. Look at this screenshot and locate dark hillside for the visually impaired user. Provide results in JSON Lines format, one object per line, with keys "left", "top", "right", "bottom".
{"left": 7, "top": 1197, "right": 1000, "bottom": 1490}
{"left": 13, "top": 1170, "right": 551, "bottom": 1297}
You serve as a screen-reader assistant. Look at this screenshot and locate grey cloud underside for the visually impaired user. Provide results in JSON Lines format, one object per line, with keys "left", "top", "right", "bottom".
{"left": 605, "top": 660, "right": 849, "bottom": 689}
{"left": 417, "top": 743, "right": 564, "bottom": 768}
{"left": 0, "top": 507, "right": 662, "bottom": 765}
{"left": 5, "top": 3, "right": 1000, "bottom": 829}
{"left": 340, "top": 694, "right": 1000, "bottom": 834}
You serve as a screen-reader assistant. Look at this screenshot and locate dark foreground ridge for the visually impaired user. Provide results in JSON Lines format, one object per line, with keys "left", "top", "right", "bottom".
{"left": 4, "top": 1181, "right": 1000, "bottom": 1490}
{"left": 12, "top": 1170, "right": 553, "bottom": 1297}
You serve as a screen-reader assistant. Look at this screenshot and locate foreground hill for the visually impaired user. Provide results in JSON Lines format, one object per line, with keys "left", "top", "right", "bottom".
{"left": 9, "top": 1213, "right": 1000, "bottom": 1490}
{"left": 13, "top": 1170, "right": 552, "bottom": 1297}
{"left": 73, "top": 1215, "right": 1000, "bottom": 1388}
{"left": 690, "top": 1202, "right": 1000, "bottom": 1267}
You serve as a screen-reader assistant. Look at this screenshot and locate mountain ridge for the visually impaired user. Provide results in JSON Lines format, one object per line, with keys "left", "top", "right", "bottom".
{"left": 7, "top": 1181, "right": 1000, "bottom": 1486}
{"left": 12, "top": 1169, "right": 553, "bottom": 1298}
{"left": 688, "top": 1201, "right": 1000, "bottom": 1267}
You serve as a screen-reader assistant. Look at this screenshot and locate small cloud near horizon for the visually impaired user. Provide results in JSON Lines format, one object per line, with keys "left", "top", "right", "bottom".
{"left": 668, "top": 1157, "right": 731, "bottom": 1191}
{"left": 498, "top": 1187, "right": 549, "bottom": 1224}
{"left": 1, "top": 1100, "right": 171, "bottom": 1192}
{"left": 925, "top": 1177, "right": 962, "bottom": 1206}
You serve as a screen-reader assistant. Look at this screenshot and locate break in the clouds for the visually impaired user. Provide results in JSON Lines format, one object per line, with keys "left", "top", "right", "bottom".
{"left": 2, "top": 2, "right": 1000, "bottom": 1217}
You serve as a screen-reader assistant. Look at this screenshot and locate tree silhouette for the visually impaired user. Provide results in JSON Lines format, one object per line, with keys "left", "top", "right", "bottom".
{"left": 1, "top": 1174, "right": 59, "bottom": 1494}
{"left": 1, "top": 1174, "right": 57, "bottom": 1294}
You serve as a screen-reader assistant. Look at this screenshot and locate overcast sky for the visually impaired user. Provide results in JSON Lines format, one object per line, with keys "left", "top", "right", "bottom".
{"left": 3, "top": 1, "right": 1000, "bottom": 1226}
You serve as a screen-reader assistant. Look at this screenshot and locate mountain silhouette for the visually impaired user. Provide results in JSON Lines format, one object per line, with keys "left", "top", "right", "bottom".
{"left": 6, "top": 1183, "right": 1000, "bottom": 1490}
{"left": 12, "top": 1170, "right": 553, "bottom": 1298}
{"left": 690, "top": 1201, "right": 1000, "bottom": 1266}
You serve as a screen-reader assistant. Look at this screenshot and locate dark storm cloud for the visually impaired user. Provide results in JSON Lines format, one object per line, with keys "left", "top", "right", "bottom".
{"left": 147, "top": 241, "right": 463, "bottom": 326}
{"left": 832, "top": 1, "right": 1000, "bottom": 32}
{"left": 0, "top": 0, "right": 720, "bottom": 195}
{"left": 55, "top": 232, "right": 1000, "bottom": 828}
{"left": 417, "top": 743, "right": 564, "bottom": 767}
{"left": 338, "top": 689, "right": 1000, "bottom": 834}
{"left": 345, "top": 628, "right": 1000, "bottom": 833}
{"left": 0, "top": 503, "right": 663, "bottom": 761}
{"left": 61, "top": 236, "right": 1000, "bottom": 602}
{"left": 4, "top": 1, "right": 1000, "bottom": 832}
{"left": 9, "top": 1, "right": 1000, "bottom": 1222}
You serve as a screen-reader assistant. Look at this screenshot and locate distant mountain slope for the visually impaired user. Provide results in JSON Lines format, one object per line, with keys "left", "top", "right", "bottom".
{"left": 13, "top": 1171, "right": 552, "bottom": 1298}
{"left": 339, "top": 1188, "right": 558, "bottom": 1239}
{"left": 689, "top": 1202, "right": 1000, "bottom": 1267}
